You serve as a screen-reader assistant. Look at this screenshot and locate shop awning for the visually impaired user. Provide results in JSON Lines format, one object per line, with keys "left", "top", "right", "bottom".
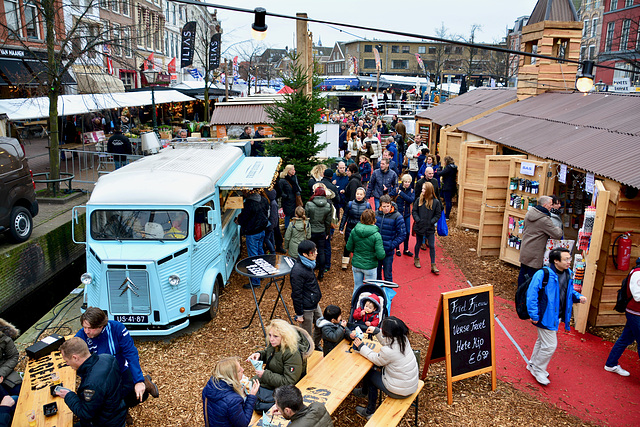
{"left": 218, "top": 157, "right": 281, "bottom": 190}
{"left": 0, "top": 57, "right": 75, "bottom": 86}
{"left": 72, "top": 65, "right": 125, "bottom": 94}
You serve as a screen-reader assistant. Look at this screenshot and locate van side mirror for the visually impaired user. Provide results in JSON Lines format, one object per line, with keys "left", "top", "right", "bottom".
{"left": 207, "top": 210, "right": 215, "bottom": 224}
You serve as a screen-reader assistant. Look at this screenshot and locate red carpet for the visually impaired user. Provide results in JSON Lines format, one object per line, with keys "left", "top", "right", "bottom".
{"left": 390, "top": 233, "right": 640, "bottom": 427}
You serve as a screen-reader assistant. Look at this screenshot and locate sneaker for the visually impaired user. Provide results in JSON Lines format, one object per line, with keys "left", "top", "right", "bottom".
{"left": 351, "top": 388, "right": 367, "bottom": 399}
{"left": 403, "top": 250, "right": 414, "bottom": 257}
{"left": 144, "top": 374, "right": 159, "bottom": 398}
{"left": 355, "top": 406, "right": 373, "bottom": 420}
{"left": 526, "top": 363, "right": 549, "bottom": 378}
{"left": 395, "top": 250, "right": 402, "bottom": 257}
{"left": 604, "top": 365, "right": 630, "bottom": 377}
{"left": 528, "top": 365, "right": 550, "bottom": 385}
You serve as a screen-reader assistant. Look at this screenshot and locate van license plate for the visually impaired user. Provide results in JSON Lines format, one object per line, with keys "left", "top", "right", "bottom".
{"left": 114, "top": 315, "right": 148, "bottom": 324}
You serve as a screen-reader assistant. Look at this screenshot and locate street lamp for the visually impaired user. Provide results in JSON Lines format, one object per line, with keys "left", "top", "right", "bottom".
{"left": 144, "top": 68, "right": 160, "bottom": 133}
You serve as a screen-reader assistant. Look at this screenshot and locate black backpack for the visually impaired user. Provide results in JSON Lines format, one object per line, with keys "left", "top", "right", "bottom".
{"left": 515, "top": 267, "right": 549, "bottom": 320}
{"left": 614, "top": 267, "right": 639, "bottom": 313}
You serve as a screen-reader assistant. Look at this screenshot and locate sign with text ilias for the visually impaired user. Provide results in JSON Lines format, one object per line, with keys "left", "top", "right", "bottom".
{"left": 421, "top": 284, "right": 496, "bottom": 404}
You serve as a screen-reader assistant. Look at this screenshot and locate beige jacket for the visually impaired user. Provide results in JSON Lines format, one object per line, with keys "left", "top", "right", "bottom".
{"left": 519, "top": 206, "right": 563, "bottom": 268}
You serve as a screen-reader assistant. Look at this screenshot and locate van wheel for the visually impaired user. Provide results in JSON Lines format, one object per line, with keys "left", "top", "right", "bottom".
{"left": 205, "top": 279, "right": 221, "bottom": 320}
{"left": 9, "top": 207, "right": 33, "bottom": 243}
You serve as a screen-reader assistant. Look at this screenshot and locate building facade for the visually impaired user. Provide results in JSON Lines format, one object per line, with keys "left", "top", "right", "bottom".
{"left": 506, "top": 16, "right": 530, "bottom": 87}
{"left": 579, "top": 0, "right": 605, "bottom": 62}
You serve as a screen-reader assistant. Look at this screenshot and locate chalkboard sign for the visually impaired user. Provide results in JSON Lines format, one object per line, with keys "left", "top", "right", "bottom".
{"left": 422, "top": 284, "right": 496, "bottom": 404}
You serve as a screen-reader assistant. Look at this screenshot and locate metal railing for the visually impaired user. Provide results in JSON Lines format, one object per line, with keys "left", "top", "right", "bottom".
{"left": 60, "top": 149, "right": 143, "bottom": 184}
{"left": 32, "top": 172, "right": 75, "bottom": 197}
{"left": 364, "top": 100, "right": 438, "bottom": 116}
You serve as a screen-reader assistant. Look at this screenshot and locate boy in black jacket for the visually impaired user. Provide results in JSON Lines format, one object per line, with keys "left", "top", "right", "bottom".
{"left": 315, "top": 305, "right": 353, "bottom": 356}
{"left": 291, "top": 240, "right": 323, "bottom": 349}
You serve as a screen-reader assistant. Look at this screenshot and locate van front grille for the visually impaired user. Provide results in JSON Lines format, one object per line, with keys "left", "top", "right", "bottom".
{"left": 107, "top": 268, "right": 151, "bottom": 315}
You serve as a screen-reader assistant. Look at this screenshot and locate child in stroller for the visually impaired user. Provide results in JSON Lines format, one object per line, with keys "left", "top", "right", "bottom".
{"left": 352, "top": 294, "right": 381, "bottom": 327}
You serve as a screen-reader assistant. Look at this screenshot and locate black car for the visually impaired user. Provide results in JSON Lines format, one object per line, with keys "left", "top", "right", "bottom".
{"left": 0, "top": 137, "right": 38, "bottom": 242}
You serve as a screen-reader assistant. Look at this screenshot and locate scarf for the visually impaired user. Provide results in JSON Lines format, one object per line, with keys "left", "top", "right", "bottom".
{"left": 299, "top": 254, "right": 316, "bottom": 270}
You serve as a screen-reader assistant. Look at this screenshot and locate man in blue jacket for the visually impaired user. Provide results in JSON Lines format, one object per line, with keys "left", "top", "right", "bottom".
{"left": 526, "top": 248, "right": 587, "bottom": 385}
{"left": 76, "top": 307, "right": 159, "bottom": 411}
{"left": 366, "top": 158, "right": 398, "bottom": 210}
{"left": 375, "top": 195, "right": 406, "bottom": 282}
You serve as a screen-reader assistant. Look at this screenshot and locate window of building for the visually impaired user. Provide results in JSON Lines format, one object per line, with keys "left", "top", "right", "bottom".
{"left": 172, "top": 4, "right": 177, "bottom": 25}
{"left": 4, "top": 0, "right": 20, "bottom": 35}
{"left": 364, "top": 59, "right": 376, "bottom": 69}
{"left": 87, "top": 24, "right": 99, "bottom": 59}
{"left": 625, "top": 0, "right": 633, "bottom": 7}
{"left": 610, "top": 0, "right": 618, "bottom": 11}
{"left": 391, "top": 45, "right": 399, "bottom": 53}
{"left": 444, "top": 46, "right": 451, "bottom": 54}
{"left": 113, "top": 25, "right": 121, "bottom": 56}
{"left": 122, "top": 0, "right": 130, "bottom": 16}
{"left": 428, "top": 46, "right": 436, "bottom": 54}
{"left": 100, "top": 0, "right": 107, "bottom": 8}
{"left": 391, "top": 60, "right": 408, "bottom": 69}
{"left": 25, "top": 1, "right": 41, "bottom": 39}
{"left": 588, "top": 44, "right": 596, "bottom": 59}
{"left": 402, "top": 46, "right": 410, "bottom": 53}
{"left": 111, "top": 0, "right": 118, "bottom": 13}
{"left": 416, "top": 46, "right": 424, "bottom": 54}
{"left": 122, "top": 27, "right": 131, "bottom": 57}
{"left": 580, "top": 46, "right": 586, "bottom": 60}
{"left": 591, "top": 17, "right": 598, "bottom": 37}
{"left": 455, "top": 46, "right": 462, "bottom": 54}
{"left": 583, "top": 20, "right": 589, "bottom": 36}
{"left": 376, "top": 45, "right": 382, "bottom": 53}
{"left": 120, "top": 70, "right": 135, "bottom": 90}
{"left": 553, "top": 38, "right": 569, "bottom": 62}
{"left": 364, "top": 44, "right": 372, "bottom": 52}
{"left": 621, "top": 19, "right": 631, "bottom": 50}
{"left": 605, "top": 22, "right": 615, "bottom": 51}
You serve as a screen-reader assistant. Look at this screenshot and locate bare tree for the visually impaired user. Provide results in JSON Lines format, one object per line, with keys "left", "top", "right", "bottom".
{"left": 192, "top": 20, "right": 222, "bottom": 121}
{"left": 233, "top": 40, "right": 267, "bottom": 95}
{"left": 457, "top": 24, "right": 483, "bottom": 76}
{"left": 428, "top": 23, "right": 452, "bottom": 85}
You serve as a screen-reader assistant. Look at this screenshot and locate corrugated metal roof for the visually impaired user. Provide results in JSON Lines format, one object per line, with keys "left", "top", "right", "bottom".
{"left": 527, "top": 0, "right": 578, "bottom": 25}
{"left": 458, "top": 91, "right": 640, "bottom": 188}
{"left": 416, "top": 88, "right": 517, "bottom": 127}
{"left": 210, "top": 103, "right": 274, "bottom": 125}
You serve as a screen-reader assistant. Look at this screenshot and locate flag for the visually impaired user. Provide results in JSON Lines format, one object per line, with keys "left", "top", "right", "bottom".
{"left": 103, "top": 44, "right": 113, "bottom": 75}
{"left": 189, "top": 68, "right": 202, "bottom": 79}
{"left": 168, "top": 58, "right": 176, "bottom": 74}
{"left": 232, "top": 56, "right": 238, "bottom": 77}
{"left": 352, "top": 56, "right": 358, "bottom": 74}
{"left": 374, "top": 48, "right": 381, "bottom": 71}
{"left": 144, "top": 52, "right": 155, "bottom": 71}
{"left": 180, "top": 21, "right": 196, "bottom": 68}
{"left": 347, "top": 55, "right": 355, "bottom": 75}
{"left": 209, "top": 33, "right": 221, "bottom": 69}
{"left": 415, "top": 53, "right": 425, "bottom": 72}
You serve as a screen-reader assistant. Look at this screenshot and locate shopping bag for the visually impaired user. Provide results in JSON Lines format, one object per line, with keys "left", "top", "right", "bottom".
{"left": 437, "top": 211, "right": 448, "bottom": 237}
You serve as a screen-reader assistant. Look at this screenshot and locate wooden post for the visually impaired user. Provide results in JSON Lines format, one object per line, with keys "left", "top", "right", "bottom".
{"left": 224, "top": 59, "right": 229, "bottom": 101}
{"left": 296, "top": 13, "right": 311, "bottom": 97}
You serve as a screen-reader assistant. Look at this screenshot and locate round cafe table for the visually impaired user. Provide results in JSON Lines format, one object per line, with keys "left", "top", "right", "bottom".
{"left": 235, "top": 254, "right": 295, "bottom": 339}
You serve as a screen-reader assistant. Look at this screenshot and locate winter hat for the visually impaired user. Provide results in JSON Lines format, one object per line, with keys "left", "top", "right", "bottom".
{"left": 324, "top": 169, "right": 334, "bottom": 178}
{"left": 361, "top": 294, "right": 381, "bottom": 311}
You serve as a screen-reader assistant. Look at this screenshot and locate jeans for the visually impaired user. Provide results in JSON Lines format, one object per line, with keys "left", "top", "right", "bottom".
{"left": 441, "top": 190, "right": 453, "bottom": 219}
{"left": 300, "top": 305, "right": 323, "bottom": 349}
{"left": 122, "top": 367, "right": 150, "bottom": 408}
{"left": 529, "top": 327, "right": 557, "bottom": 378}
{"left": 362, "top": 368, "right": 408, "bottom": 414}
{"left": 401, "top": 216, "right": 411, "bottom": 251}
{"left": 284, "top": 215, "right": 291, "bottom": 230}
{"left": 246, "top": 231, "right": 265, "bottom": 286}
{"left": 324, "top": 228, "right": 334, "bottom": 270}
{"left": 264, "top": 227, "right": 276, "bottom": 253}
{"left": 310, "top": 232, "right": 327, "bottom": 274}
{"left": 374, "top": 198, "right": 380, "bottom": 211}
{"left": 377, "top": 253, "right": 394, "bottom": 282}
{"left": 352, "top": 267, "right": 377, "bottom": 294}
{"left": 409, "top": 170, "right": 418, "bottom": 187}
{"left": 415, "top": 232, "right": 436, "bottom": 263}
{"left": 605, "top": 312, "right": 640, "bottom": 367}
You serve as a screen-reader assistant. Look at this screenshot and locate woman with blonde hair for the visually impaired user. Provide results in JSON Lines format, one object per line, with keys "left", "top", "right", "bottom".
{"left": 202, "top": 357, "right": 260, "bottom": 427}
{"left": 284, "top": 206, "right": 311, "bottom": 259}
{"left": 308, "top": 164, "right": 327, "bottom": 191}
{"left": 412, "top": 182, "right": 442, "bottom": 273}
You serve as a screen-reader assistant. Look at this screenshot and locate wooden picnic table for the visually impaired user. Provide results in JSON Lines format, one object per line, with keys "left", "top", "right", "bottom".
{"left": 12, "top": 350, "right": 76, "bottom": 427}
{"left": 250, "top": 338, "right": 381, "bottom": 426}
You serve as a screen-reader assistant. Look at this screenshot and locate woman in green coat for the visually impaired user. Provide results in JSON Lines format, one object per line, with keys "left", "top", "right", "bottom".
{"left": 346, "top": 209, "right": 386, "bottom": 294}
{"left": 284, "top": 207, "right": 312, "bottom": 259}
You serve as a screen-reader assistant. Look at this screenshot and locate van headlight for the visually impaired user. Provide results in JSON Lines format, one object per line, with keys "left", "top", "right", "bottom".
{"left": 81, "top": 273, "right": 93, "bottom": 285}
{"left": 168, "top": 274, "right": 181, "bottom": 286}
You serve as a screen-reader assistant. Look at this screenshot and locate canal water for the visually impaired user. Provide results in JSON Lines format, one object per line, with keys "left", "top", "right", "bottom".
{"left": 1, "top": 259, "right": 86, "bottom": 334}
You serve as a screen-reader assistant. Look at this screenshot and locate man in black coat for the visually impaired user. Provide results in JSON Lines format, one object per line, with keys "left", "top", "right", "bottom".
{"left": 251, "top": 126, "right": 265, "bottom": 156}
{"left": 344, "top": 163, "right": 363, "bottom": 203}
{"left": 239, "top": 126, "right": 252, "bottom": 139}
{"left": 56, "top": 337, "right": 127, "bottom": 427}
{"left": 291, "top": 240, "right": 323, "bottom": 349}
{"left": 237, "top": 190, "right": 270, "bottom": 288}
{"left": 107, "top": 125, "right": 133, "bottom": 169}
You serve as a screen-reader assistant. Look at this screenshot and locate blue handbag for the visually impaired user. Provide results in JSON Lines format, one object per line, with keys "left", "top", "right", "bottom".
{"left": 437, "top": 211, "right": 448, "bottom": 237}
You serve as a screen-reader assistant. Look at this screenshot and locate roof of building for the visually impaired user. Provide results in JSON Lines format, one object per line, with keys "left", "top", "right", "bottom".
{"left": 527, "top": 0, "right": 579, "bottom": 25}
{"left": 210, "top": 96, "right": 279, "bottom": 125}
{"left": 416, "top": 88, "right": 517, "bottom": 127}
{"left": 458, "top": 91, "right": 640, "bottom": 188}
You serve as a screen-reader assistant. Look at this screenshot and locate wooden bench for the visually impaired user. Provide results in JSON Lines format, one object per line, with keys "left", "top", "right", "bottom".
{"left": 364, "top": 379, "right": 425, "bottom": 427}
{"left": 306, "top": 350, "right": 323, "bottom": 372}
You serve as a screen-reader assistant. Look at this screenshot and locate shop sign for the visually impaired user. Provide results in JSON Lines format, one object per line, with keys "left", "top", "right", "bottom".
{"left": 611, "top": 78, "right": 630, "bottom": 92}
{"left": 0, "top": 48, "right": 25, "bottom": 57}
{"left": 519, "top": 162, "right": 535, "bottom": 176}
{"left": 558, "top": 164, "right": 567, "bottom": 184}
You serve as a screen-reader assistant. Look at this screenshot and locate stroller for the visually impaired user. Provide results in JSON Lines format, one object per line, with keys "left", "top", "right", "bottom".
{"left": 348, "top": 280, "right": 398, "bottom": 332}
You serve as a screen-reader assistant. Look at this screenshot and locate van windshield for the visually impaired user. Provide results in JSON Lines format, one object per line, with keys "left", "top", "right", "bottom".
{"left": 90, "top": 210, "right": 188, "bottom": 241}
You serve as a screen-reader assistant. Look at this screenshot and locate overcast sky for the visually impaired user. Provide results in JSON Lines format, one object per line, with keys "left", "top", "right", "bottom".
{"left": 209, "top": 0, "right": 540, "bottom": 57}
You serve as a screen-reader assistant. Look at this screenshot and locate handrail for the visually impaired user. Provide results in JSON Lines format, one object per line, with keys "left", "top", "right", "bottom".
{"left": 32, "top": 172, "right": 75, "bottom": 197}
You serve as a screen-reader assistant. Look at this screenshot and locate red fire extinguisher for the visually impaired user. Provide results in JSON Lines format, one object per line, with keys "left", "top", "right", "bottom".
{"left": 613, "top": 232, "right": 632, "bottom": 271}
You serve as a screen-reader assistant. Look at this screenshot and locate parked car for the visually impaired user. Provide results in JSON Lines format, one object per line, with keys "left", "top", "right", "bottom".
{"left": 0, "top": 137, "right": 38, "bottom": 243}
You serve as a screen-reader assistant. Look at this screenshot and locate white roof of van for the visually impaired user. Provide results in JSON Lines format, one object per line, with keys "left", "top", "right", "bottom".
{"left": 89, "top": 145, "right": 243, "bottom": 206}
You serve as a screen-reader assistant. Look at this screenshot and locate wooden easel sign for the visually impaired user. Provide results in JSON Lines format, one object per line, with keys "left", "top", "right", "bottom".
{"left": 421, "top": 284, "right": 497, "bottom": 404}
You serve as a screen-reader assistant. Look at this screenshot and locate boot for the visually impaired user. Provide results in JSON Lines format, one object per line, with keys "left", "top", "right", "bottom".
{"left": 144, "top": 374, "right": 159, "bottom": 398}
{"left": 342, "top": 256, "right": 350, "bottom": 270}
{"left": 414, "top": 258, "right": 421, "bottom": 268}
{"left": 431, "top": 263, "right": 440, "bottom": 275}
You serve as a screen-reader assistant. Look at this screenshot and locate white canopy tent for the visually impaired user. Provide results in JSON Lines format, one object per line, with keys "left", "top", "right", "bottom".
{"left": 0, "top": 90, "right": 196, "bottom": 121}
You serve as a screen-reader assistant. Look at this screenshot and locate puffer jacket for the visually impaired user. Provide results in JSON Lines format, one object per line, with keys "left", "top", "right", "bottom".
{"left": 290, "top": 257, "right": 322, "bottom": 316}
{"left": 202, "top": 379, "right": 257, "bottom": 427}
{"left": 527, "top": 266, "right": 583, "bottom": 332}
{"left": 305, "top": 197, "right": 332, "bottom": 234}
{"left": 0, "top": 319, "right": 21, "bottom": 389}
{"left": 366, "top": 168, "right": 398, "bottom": 200}
{"left": 440, "top": 163, "right": 458, "bottom": 192}
{"left": 284, "top": 218, "right": 311, "bottom": 259}
{"left": 359, "top": 331, "right": 419, "bottom": 397}
{"left": 375, "top": 205, "right": 406, "bottom": 255}
{"left": 339, "top": 199, "right": 371, "bottom": 243}
{"left": 519, "top": 206, "right": 563, "bottom": 269}
{"left": 315, "top": 317, "right": 347, "bottom": 356}
{"left": 289, "top": 402, "right": 333, "bottom": 427}
{"left": 345, "top": 223, "right": 386, "bottom": 270}
{"left": 396, "top": 186, "right": 415, "bottom": 218}
{"left": 412, "top": 198, "right": 442, "bottom": 235}
{"left": 256, "top": 327, "right": 314, "bottom": 390}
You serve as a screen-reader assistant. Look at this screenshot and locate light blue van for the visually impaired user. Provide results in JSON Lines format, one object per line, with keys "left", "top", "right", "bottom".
{"left": 72, "top": 143, "right": 280, "bottom": 335}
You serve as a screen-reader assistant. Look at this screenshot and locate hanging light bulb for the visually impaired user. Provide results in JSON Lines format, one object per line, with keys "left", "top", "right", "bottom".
{"left": 576, "top": 61, "right": 595, "bottom": 93}
{"left": 251, "top": 8, "right": 268, "bottom": 41}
